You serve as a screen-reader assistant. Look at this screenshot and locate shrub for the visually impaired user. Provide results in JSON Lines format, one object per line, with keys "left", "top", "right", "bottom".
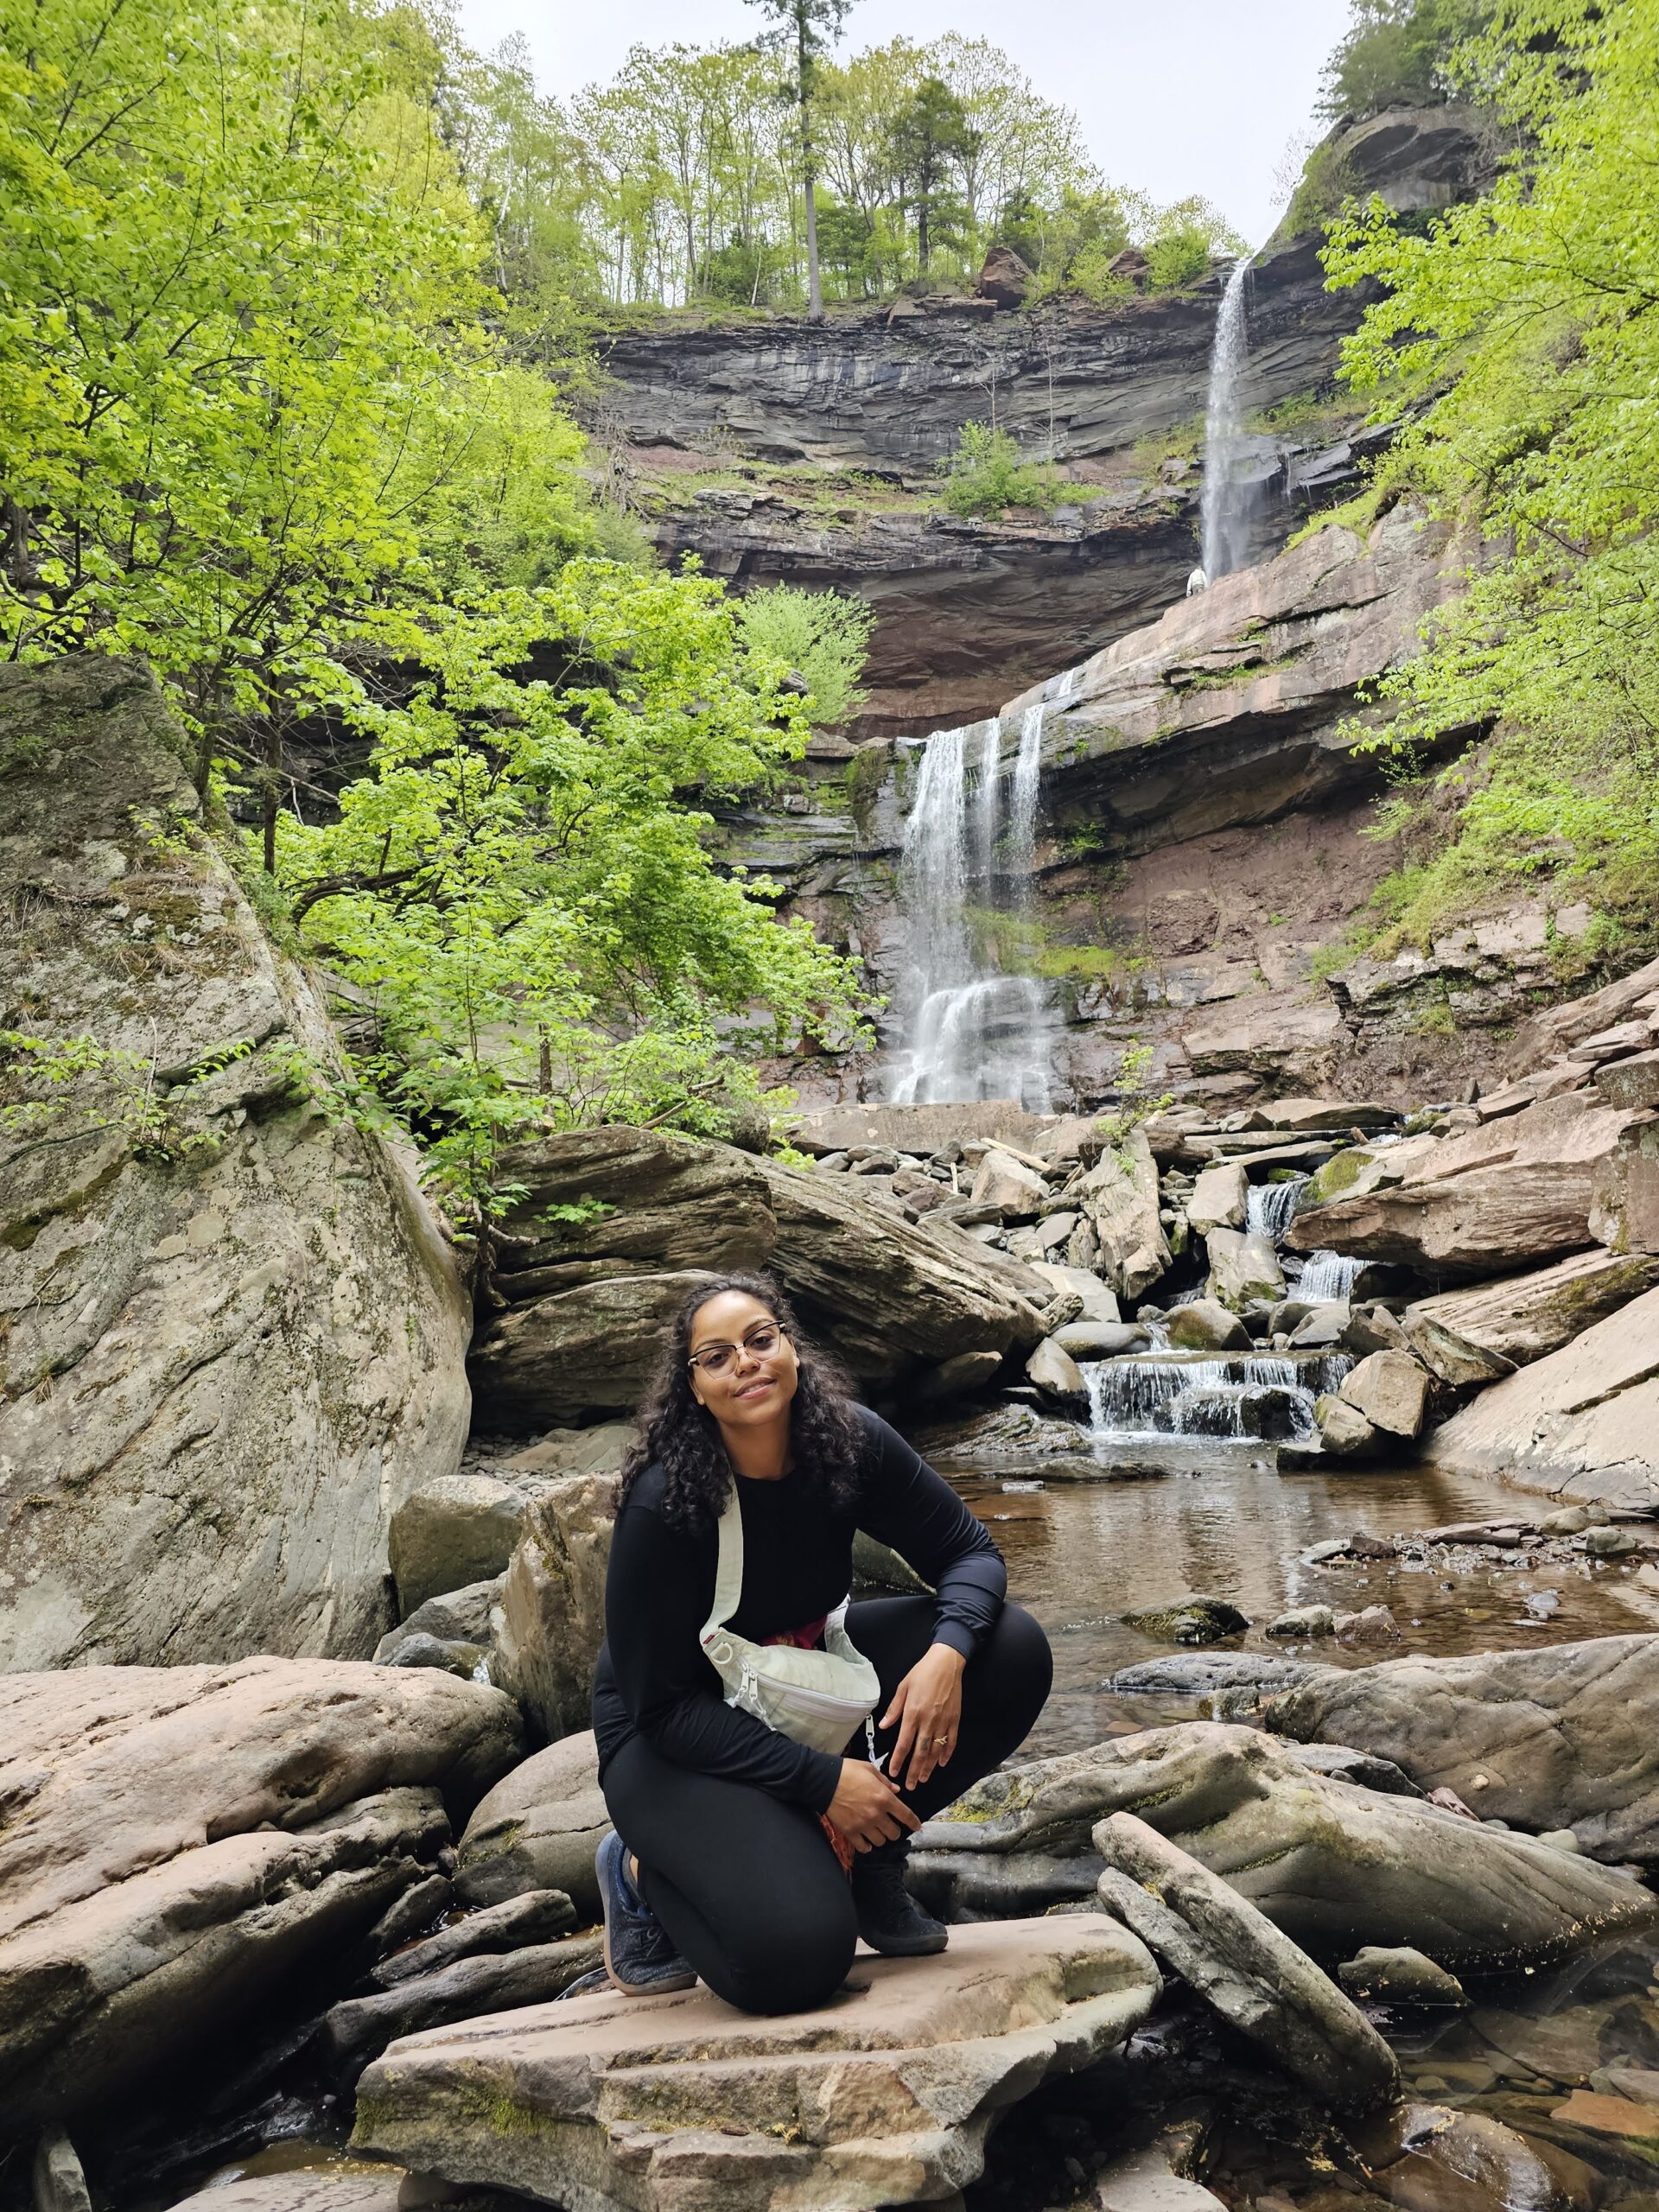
{"left": 936, "top": 423, "right": 1065, "bottom": 519}
{"left": 735, "top": 585, "right": 876, "bottom": 728}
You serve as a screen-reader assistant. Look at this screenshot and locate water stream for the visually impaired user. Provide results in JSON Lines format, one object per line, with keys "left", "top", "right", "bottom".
{"left": 1198, "top": 256, "right": 1253, "bottom": 585}
{"left": 887, "top": 709, "right": 1059, "bottom": 1108}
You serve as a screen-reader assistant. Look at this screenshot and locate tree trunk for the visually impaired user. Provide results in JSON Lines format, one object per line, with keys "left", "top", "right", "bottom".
{"left": 263, "top": 719, "right": 282, "bottom": 875}
{"left": 798, "top": 22, "right": 823, "bottom": 322}
{"left": 918, "top": 190, "right": 930, "bottom": 276}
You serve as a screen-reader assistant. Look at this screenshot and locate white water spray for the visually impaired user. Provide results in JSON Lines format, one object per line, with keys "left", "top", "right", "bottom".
{"left": 1199, "top": 257, "right": 1252, "bottom": 585}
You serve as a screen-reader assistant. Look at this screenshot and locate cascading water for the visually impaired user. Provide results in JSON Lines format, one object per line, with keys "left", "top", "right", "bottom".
{"left": 1300, "top": 1250, "right": 1363, "bottom": 1300}
{"left": 1198, "top": 257, "right": 1253, "bottom": 585}
{"left": 887, "top": 710, "right": 1059, "bottom": 1108}
{"left": 1245, "top": 1177, "right": 1306, "bottom": 1242}
{"left": 1083, "top": 1351, "right": 1352, "bottom": 1445}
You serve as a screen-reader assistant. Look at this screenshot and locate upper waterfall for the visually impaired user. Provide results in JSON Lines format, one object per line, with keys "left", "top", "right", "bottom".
{"left": 1199, "top": 257, "right": 1253, "bottom": 585}
{"left": 887, "top": 705, "right": 1058, "bottom": 1109}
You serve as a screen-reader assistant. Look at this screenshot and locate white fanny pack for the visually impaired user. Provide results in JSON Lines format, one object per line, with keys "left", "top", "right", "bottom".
{"left": 699, "top": 1480, "right": 882, "bottom": 1757}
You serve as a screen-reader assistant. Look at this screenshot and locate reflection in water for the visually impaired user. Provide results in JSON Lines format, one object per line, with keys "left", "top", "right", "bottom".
{"left": 944, "top": 1448, "right": 1659, "bottom": 1758}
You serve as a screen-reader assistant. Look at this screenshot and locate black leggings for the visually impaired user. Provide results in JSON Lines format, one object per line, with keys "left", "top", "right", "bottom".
{"left": 601, "top": 1597, "right": 1052, "bottom": 2015}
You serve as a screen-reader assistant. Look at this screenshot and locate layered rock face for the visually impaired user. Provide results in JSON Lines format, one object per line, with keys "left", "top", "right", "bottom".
{"left": 602, "top": 107, "right": 1497, "bottom": 740}
{"left": 0, "top": 659, "right": 473, "bottom": 1669}
{"left": 0, "top": 1660, "right": 519, "bottom": 2129}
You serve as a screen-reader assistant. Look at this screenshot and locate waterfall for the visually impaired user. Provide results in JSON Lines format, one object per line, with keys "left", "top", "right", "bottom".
{"left": 1199, "top": 258, "right": 1252, "bottom": 585}
{"left": 1046, "top": 664, "right": 1083, "bottom": 702}
{"left": 1300, "top": 1251, "right": 1363, "bottom": 1301}
{"left": 1245, "top": 1176, "right": 1306, "bottom": 1242}
{"left": 1083, "top": 1351, "right": 1352, "bottom": 1444}
{"left": 887, "top": 716, "right": 1058, "bottom": 1109}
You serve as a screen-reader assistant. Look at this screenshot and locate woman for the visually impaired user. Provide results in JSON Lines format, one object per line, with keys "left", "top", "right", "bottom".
{"left": 591, "top": 1271, "right": 1052, "bottom": 2017}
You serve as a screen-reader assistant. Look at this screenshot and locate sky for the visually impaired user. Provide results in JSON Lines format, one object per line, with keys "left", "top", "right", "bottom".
{"left": 451, "top": 0, "right": 1357, "bottom": 248}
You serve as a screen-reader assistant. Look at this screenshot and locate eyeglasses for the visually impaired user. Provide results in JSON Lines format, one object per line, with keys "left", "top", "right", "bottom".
{"left": 687, "top": 1321, "right": 788, "bottom": 1378}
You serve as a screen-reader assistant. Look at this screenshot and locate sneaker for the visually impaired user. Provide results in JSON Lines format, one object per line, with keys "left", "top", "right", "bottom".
{"left": 595, "top": 1831, "right": 696, "bottom": 1995}
{"left": 851, "top": 1853, "right": 949, "bottom": 1957}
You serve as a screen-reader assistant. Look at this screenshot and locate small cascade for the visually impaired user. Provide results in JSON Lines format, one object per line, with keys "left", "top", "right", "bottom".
{"left": 1245, "top": 1177, "right": 1306, "bottom": 1242}
{"left": 887, "top": 713, "right": 1058, "bottom": 1108}
{"left": 1045, "top": 664, "right": 1084, "bottom": 701}
{"left": 1083, "top": 1351, "right": 1352, "bottom": 1445}
{"left": 1299, "top": 1250, "right": 1364, "bottom": 1301}
{"left": 1199, "top": 257, "right": 1253, "bottom": 585}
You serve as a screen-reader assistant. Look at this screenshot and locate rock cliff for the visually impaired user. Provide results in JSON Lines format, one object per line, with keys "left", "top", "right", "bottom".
{"left": 0, "top": 658, "right": 473, "bottom": 1669}
{"left": 597, "top": 107, "right": 1497, "bottom": 739}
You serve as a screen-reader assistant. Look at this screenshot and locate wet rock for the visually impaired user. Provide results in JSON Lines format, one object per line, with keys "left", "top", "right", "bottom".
{"left": 371, "top": 1889, "right": 575, "bottom": 1986}
{"left": 1078, "top": 1130, "right": 1172, "bottom": 1300}
{"left": 1107, "top": 1653, "right": 1321, "bottom": 1700}
{"left": 351, "top": 1918, "right": 1163, "bottom": 2212}
{"left": 1407, "top": 1249, "right": 1659, "bottom": 1365}
{"left": 910, "top": 1722, "right": 1652, "bottom": 1966}
{"left": 1287, "top": 1303, "right": 1350, "bottom": 1350}
{"left": 323, "top": 1933, "right": 604, "bottom": 2081}
{"left": 1166, "top": 1300, "right": 1251, "bottom": 1351}
{"left": 1267, "top": 1605, "right": 1336, "bottom": 1639}
{"left": 1337, "top": 1945, "right": 1468, "bottom": 2007}
{"left": 492, "top": 1474, "right": 616, "bottom": 1743}
{"left": 851, "top": 1530, "right": 932, "bottom": 1593}
{"left": 0, "top": 659, "right": 473, "bottom": 1669}
{"left": 1335, "top": 1605, "right": 1402, "bottom": 1649}
{"left": 1053, "top": 1319, "right": 1151, "bottom": 1357}
{"left": 390, "top": 1483, "right": 527, "bottom": 1620}
{"left": 1287, "top": 1744, "right": 1423, "bottom": 1796}
{"left": 1205, "top": 1227, "right": 1286, "bottom": 1312}
{"left": 1186, "top": 1161, "right": 1249, "bottom": 1235}
{"left": 1264, "top": 1634, "right": 1659, "bottom": 1863}
{"left": 1121, "top": 1596, "right": 1250, "bottom": 1645}
{"left": 1584, "top": 1523, "right": 1638, "bottom": 1558}
{"left": 1423, "top": 1287, "right": 1659, "bottom": 1510}
{"left": 1350, "top": 2101, "right": 1600, "bottom": 2212}
{"left": 973, "top": 1145, "right": 1050, "bottom": 1219}
{"left": 455, "top": 1730, "right": 610, "bottom": 1920}
{"left": 1315, "top": 1393, "right": 1376, "bottom": 1456}
{"left": 1027, "top": 1335, "right": 1090, "bottom": 1410}
{"left": 1092, "top": 2144, "right": 1227, "bottom": 2211}
{"left": 1095, "top": 1812, "right": 1398, "bottom": 2115}
{"left": 1338, "top": 1349, "right": 1430, "bottom": 1439}
{"left": 1287, "top": 1091, "right": 1646, "bottom": 1274}
{"left": 359, "top": 1875, "right": 454, "bottom": 1967}
{"left": 0, "top": 1659, "right": 520, "bottom": 2130}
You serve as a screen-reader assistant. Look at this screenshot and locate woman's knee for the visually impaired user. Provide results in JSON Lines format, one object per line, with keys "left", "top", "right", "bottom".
{"left": 985, "top": 1600, "right": 1052, "bottom": 1712}
{"left": 706, "top": 1890, "right": 857, "bottom": 2016}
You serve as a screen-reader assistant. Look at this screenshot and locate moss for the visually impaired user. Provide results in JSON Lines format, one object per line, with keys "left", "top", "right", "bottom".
{"left": 1303, "top": 1147, "right": 1375, "bottom": 1207}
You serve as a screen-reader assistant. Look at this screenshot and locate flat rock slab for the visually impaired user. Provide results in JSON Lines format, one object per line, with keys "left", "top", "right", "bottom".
{"left": 165, "top": 2175, "right": 405, "bottom": 2212}
{"left": 353, "top": 1916, "right": 1162, "bottom": 2212}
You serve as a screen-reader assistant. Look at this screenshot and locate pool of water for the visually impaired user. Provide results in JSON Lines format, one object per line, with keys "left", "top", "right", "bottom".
{"left": 941, "top": 1444, "right": 1659, "bottom": 1758}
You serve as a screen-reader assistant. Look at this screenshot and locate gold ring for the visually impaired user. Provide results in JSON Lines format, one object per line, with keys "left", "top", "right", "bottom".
{"left": 931, "top": 1735, "right": 950, "bottom": 1745}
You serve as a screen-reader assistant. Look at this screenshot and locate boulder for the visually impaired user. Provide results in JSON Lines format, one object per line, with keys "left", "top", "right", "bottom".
{"left": 1596, "top": 1046, "right": 1659, "bottom": 1109}
{"left": 0, "top": 659, "right": 473, "bottom": 1669}
{"left": 1026, "top": 1335, "right": 1088, "bottom": 1409}
{"left": 909, "top": 1722, "right": 1652, "bottom": 1967}
{"left": 492, "top": 1125, "right": 775, "bottom": 1278}
{"left": 1052, "top": 1319, "right": 1150, "bottom": 1357}
{"left": 971, "top": 1144, "right": 1049, "bottom": 1218}
{"left": 1264, "top": 1634, "right": 1659, "bottom": 1865}
{"left": 1205, "top": 1227, "right": 1285, "bottom": 1311}
{"left": 1266, "top": 1605, "right": 1336, "bottom": 1639}
{"left": 1259, "top": 1098, "right": 1399, "bottom": 1133}
{"left": 1185, "top": 1161, "right": 1249, "bottom": 1235}
{"left": 493, "top": 1473, "right": 616, "bottom": 1744}
{"left": 1338, "top": 1349, "right": 1430, "bottom": 1439}
{"left": 350, "top": 1917, "right": 1163, "bottom": 2212}
{"left": 1122, "top": 1596, "right": 1249, "bottom": 1645}
{"left": 498, "top": 1421, "right": 635, "bottom": 1477}
{"left": 1507, "top": 950, "right": 1659, "bottom": 1073}
{"left": 32, "top": 2129, "right": 92, "bottom": 2212}
{"left": 1077, "top": 1130, "right": 1172, "bottom": 1300}
{"left": 1095, "top": 1812, "right": 1398, "bottom": 2115}
{"left": 1397, "top": 1308, "right": 1514, "bottom": 1388}
{"left": 1422, "top": 1286, "right": 1659, "bottom": 1510}
{"left": 468, "top": 1269, "right": 719, "bottom": 1433}
{"left": 910, "top": 1348, "right": 1006, "bottom": 1402}
{"left": 375, "top": 1578, "right": 504, "bottom": 1660}
{"left": 1166, "top": 1300, "right": 1250, "bottom": 1351}
{"left": 455, "top": 1730, "right": 611, "bottom": 1920}
{"left": 0, "top": 1658, "right": 520, "bottom": 2129}
{"left": 1286, "top": 1092, "right": 1645, "bottom": 1274}
{"left": 976, "top": 244, "right": 1035, "bottom": 308}
{"left": 1406, "top": 1249, "right": 1659, "bottom": 1365}
{"left": 369, "top": 1888, "right": 575, "bottom": 1986}
{"left": 1094, "top": 2145, "right": 1226, "bottom": 2212}
{"left": 1337, "top": 1945, "right": 1468, "bottom": 2007}
{"left": 1029, "top": 1262, "right": 1122, "bottom": 1322}
{"left": 389, "top": 1479, "right": 527, "bottom": 1619}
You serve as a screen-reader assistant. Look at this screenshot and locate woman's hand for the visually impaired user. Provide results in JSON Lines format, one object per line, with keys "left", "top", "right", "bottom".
{"left": 881, "top": 1642, "right": 966, "bottom": 1791}
{"left": 825, "top": 1759, "right": 921, "bottom": 1852}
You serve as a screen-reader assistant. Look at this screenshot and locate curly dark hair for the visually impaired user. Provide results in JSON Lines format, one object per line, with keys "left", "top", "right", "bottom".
{"left": 618, "top": 1273, "right": 869, "bottom": 1530}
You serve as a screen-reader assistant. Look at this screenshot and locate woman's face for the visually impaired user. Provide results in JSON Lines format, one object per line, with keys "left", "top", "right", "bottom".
{"left": 685, "top": 1289, "right": 800, "bottom": 1430}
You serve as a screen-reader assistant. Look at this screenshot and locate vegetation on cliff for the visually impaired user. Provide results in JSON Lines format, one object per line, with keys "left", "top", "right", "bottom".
{"left": 1318, "top": 0, "right": 1659, "bottom": 959}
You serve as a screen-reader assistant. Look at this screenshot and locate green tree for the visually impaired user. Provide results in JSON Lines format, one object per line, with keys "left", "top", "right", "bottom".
{"left": 1319, "top": 0, "right": 1494, "bottom": 117}
{"left": 743, "top": 0, "right": 852, "bottom": 319}
{"left": 885, "top": 74, "right": 980, "bottom": 275}
{"left": 936, "top": 424, "right": 1065, "bottom": 518}
{"left": 1319, "top": 0, "right": 1659, "bottom": 943}
{"left": 734, "top": 584, "right": 874, "bottom": 726}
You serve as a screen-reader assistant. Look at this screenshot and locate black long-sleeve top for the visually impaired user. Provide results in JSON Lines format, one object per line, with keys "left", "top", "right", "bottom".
{"left": 591, "top": 1406, "right": 1006, "bottom": 1815}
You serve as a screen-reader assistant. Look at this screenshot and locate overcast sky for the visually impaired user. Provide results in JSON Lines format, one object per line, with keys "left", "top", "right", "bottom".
{"left": 451, "top": 0, "right": 1355, "bottom": 248}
